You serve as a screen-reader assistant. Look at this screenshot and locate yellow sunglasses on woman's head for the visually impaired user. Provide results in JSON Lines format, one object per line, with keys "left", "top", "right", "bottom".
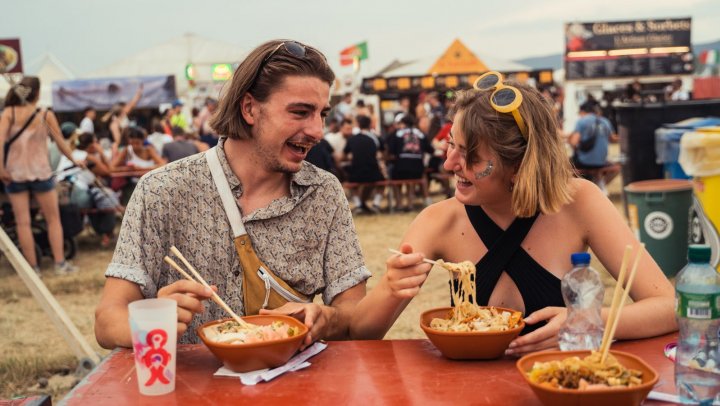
{"left": 473, "top": 71, "right": 528, "bottom": 140}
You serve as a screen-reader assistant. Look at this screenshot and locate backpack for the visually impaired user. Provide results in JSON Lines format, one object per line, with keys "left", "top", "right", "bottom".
{"left": 578, "top": 118, "right": 604, "bottom": 152}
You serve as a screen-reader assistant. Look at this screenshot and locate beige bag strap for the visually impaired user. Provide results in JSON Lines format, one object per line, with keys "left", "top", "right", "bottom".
{"left": 206, "top": 146, "right": 247, "bottom": 237}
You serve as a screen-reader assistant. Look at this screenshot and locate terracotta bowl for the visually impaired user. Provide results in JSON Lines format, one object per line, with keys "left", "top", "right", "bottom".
{"left": 420, "top": 306, "right": 524, "bottom": 360}
{"left": 516, "top": 350, "right": 659, "bottom": 406}
{"left": 197, "top": 315, "right": 308, "bottom": 372}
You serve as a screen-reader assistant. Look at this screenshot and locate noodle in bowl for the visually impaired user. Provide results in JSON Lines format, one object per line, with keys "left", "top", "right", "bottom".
{"left": 516, "top": 350, "right": 658, "bottom": 406}
{"left": 420, "top": 306, "right": 525, "bottom": 360}
{"left": 197, "top": 315, "right": 308, "bottom": 372}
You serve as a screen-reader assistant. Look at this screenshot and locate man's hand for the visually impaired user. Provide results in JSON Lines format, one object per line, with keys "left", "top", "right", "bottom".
{"left": 505, "top": 306, "right": 567, "bottom": 356}
{"left": 157, "top": 280, "right": 216, "bottom": 338}
{"left": 260, "top": 302, "right": 335, "bottom": 348}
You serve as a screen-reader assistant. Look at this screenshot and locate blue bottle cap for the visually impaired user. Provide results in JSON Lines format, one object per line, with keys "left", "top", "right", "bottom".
{"left": 571, "top": 252, "right": 591, "bottom": 266}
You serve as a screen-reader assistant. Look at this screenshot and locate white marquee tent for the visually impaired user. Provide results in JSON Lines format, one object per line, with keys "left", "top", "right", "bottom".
{"left": 86, "top": 33, "right": 248, "bottom": 100}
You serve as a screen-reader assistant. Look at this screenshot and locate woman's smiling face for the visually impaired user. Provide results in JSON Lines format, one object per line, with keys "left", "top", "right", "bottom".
{"left": 443, "top": 111, "right": 514, "bottom": 206}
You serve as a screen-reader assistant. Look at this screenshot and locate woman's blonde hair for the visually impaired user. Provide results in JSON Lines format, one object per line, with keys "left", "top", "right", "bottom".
{"left": 449, "top": 82, "right": 574, "bottom": 217}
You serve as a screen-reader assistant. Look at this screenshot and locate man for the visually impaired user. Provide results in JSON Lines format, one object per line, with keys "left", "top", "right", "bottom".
{"left": 169, "top": 99, "right": 190, "bottom": 132}
{"left": 568, "top": 101, "right": 620, "bottom": 191}
{"left": 95, "top": 40, "right": 370, "bottom": 349}
{"left": 79, "top": 106, "right": 96, "bottom": 134}
{"left": 161, "top": 126, "right": 199, "bottom": 163}
{"left": 343, "top": 115, "right": 384, "bottom": 213}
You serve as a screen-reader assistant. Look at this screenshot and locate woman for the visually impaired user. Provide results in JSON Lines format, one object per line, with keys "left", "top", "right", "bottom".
{"left": 101, "top": 83, "right": 143, "bottom": 157}
{"left": 110, "top": 126, "right": 165, "bottom": 205}
{"left": 110, "top": 126, "right": 165, "bottom": 172}
{"left": 0, "top": 76, "right": 82, "bottom": 275}
{"left": 351, "top": 76, "right": 676, "bottom": 355}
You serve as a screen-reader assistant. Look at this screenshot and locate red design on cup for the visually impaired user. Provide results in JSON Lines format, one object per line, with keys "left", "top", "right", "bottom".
{"left": 142, "top": 329, "right": 171, "bottom": 386}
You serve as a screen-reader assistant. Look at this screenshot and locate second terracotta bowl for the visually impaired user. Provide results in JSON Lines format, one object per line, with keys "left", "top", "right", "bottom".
{"left": 420, "top": 306, "right": 524, "bottom": 360}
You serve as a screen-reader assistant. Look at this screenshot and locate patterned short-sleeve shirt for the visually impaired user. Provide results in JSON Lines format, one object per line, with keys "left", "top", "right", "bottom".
{"left": 106, "top": 137, "right": 370, "bottom": 343}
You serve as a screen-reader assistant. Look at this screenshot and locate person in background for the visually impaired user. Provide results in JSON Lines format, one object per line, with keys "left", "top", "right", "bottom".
{"left": 326, "top": 118, "right": 352, "bottom": 179}
{"left": 343, "top": 114, "right": 384, "bottom": 214}
{"left": 568, "top": 101, "right": 620, "bottom": 192}
{"left": 162, "top": 126, "right": 199, "bottom": 163}
{"left": 335, "top": 92, "right": 353, "bottom": 121}
{"left": 305, "top": 136, "right": 336, "bottom": 175}
{"left": 194, "top": 97, "right": 219, "bottom": 147}
{"left": 79, "top": 106, "right": 96, "bottom": 134}
{"left": 387, "top": 114, "right": 433, "bottom": 210}
{"left": 56, "top": 132, "right": 119, "bottom": 248}
{"left": 0, "top": 76, "right": 81, "bottom": 275}
{"left": 146, "top": 120, "right": 173, "bottom": 154}
{"left": 351, "top": 80, "right": 676, "bottom": 353}
{"left": 666, "top": 78, "right": 690, "bottom": 101}
{"left": 102, "top": 83, "right": 143, "bottom": 157}
{"left": 111, "top": 126, "right": 165, "bottom": 172}
{"left": 169, "top": 99, "right": 190, "bottom": 132}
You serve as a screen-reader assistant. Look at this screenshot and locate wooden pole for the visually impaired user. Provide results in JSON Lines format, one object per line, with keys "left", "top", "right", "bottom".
{"left": 0, "top": 227, "right": 101, "bottom": 367}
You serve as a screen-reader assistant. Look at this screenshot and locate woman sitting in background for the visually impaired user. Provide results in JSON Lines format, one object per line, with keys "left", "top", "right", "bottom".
{"left": 352, "top": 74, "right": 676, "bottom": 355}
{"left": 110, "top": 126, "right": 165, "bottom": 205}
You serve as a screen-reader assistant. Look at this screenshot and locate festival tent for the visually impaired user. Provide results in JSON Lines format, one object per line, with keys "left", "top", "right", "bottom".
{"left": 0, "top": 52, "right": 75, "bottom": 107}
{"left": 361, "top": 39, "right": 551, "bottom": 98}
{"left": 375, "top": 41, "right": 532, "bottom": 78}
{"left": 86, "top": 33, "right": 247, "bottom": 98}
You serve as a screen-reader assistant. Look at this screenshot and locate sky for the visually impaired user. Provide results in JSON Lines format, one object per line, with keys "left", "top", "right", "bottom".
{"left": 3, "top": 0, "right": 720, "bottom": 79}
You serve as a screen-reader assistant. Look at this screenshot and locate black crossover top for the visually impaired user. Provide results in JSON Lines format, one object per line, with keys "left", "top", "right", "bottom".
{"left": 462, "top": 205, "right": 564, "bottom": 335}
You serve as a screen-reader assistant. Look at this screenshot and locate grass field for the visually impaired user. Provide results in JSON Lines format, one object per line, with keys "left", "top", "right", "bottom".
{"left": 0, "top": 176, "right": 625, "bottom": 402}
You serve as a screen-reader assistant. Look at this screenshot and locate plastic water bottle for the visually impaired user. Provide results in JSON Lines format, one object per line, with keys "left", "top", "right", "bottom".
{"left": 558, "top": 252, "right": 605, "bottom": 351}
{"left": 675, "top": 244, "right": 720, "bottom": 405}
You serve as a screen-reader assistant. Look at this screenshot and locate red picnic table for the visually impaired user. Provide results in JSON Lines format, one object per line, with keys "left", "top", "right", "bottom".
{"left": 60, "top": 334, "right": 679, "bottom": 405}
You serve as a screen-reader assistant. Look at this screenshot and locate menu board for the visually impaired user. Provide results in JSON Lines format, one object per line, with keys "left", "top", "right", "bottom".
{"left": 564, "top": 18, "right": 693, "bottom": 80}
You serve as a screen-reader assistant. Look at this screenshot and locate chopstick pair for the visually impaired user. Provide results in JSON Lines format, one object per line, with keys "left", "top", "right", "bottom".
{"left": 388, "top": 248, "right": 440, "bottom": 267}
{"left": 599, "top": 243, "right": 645, "bottom": 364}
{"left": 163, "top": 246, "right": 252, "bottom": 329}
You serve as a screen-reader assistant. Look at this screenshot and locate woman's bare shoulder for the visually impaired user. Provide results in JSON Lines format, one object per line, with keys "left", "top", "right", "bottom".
{"left": 404, "top": 198, "right": 464, "bottom": 253}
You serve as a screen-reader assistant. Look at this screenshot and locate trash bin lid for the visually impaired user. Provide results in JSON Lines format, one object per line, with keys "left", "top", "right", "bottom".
{"left": 624, "top": 179, "right": 693, "bottom": 193}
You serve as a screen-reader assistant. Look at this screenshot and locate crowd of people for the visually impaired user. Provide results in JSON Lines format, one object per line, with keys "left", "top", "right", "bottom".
{"left": 306, "top": 91, "right": 453, "bottom": 213}
{"left": 0, "top": 75, "right": 224, "bottom": 276}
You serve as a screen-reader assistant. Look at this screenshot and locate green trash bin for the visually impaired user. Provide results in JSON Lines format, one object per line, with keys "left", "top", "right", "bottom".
{"left": 624, "top": 179, "right": 693, "bottom": 277}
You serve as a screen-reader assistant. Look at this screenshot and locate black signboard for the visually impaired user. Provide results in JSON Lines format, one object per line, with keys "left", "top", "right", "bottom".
{"left": 564, "top": 18, "right": 693, "bottom": 79}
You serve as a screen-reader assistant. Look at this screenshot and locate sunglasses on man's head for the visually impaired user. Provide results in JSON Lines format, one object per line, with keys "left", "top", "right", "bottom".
{"left": 473, "top": 71, "right": 528, "bottom": 140}
{"left": 248, "top": 41, "right": 309, "bottom": 91}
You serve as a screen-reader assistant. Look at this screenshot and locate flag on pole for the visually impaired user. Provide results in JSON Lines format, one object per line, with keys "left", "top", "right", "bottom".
{"left": 340, "top": 41, "right": 368, "bottom": 66}
{"left": 699, "top": 49, "right": 719, "bottom": 66}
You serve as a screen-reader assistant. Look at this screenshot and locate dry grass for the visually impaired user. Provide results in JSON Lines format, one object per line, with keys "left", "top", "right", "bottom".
{"left": 0, "top": 175, "right": 626, "bottom": 401}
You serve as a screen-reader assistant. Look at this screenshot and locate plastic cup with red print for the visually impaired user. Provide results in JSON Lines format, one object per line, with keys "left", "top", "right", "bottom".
{"left": 128, "top": 298, "right": 177, "bottom": 396}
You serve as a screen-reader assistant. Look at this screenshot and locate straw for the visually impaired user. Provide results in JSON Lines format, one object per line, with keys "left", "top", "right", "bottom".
{"left": 600, "top": 243, "right": 645, "bottom": 364}
{"left": 599, "top": 245, "right": 633, "bottom": 357}
{"left": 388, "top": 248, "right": 439, "bottom": 266}
{"left": 166, "top": 246, "right": 251, "bottom": 329}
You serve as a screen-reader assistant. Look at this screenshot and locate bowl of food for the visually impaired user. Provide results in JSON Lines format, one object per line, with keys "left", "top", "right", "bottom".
{"left": 420, "top": 305, "right": 524, "bottom": 360}
{"left": 197, "top": 315, "right": 308, "bottom": 372}
{"left": 516, "top": 350, "right": 658, "bottom": 406}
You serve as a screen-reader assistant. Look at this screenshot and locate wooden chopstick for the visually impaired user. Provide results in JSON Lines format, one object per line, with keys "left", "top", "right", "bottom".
{"left": 388, "top": 248, "right": 439, "bottom": 266}
{"left": 600, "top": 243, "right": 645, "bottom": 363}
{"left": 599, "top": 245, "right": 632, "bottom": 357}
{"left": 166, "top": 246, "right": 252, "bottom": 329}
